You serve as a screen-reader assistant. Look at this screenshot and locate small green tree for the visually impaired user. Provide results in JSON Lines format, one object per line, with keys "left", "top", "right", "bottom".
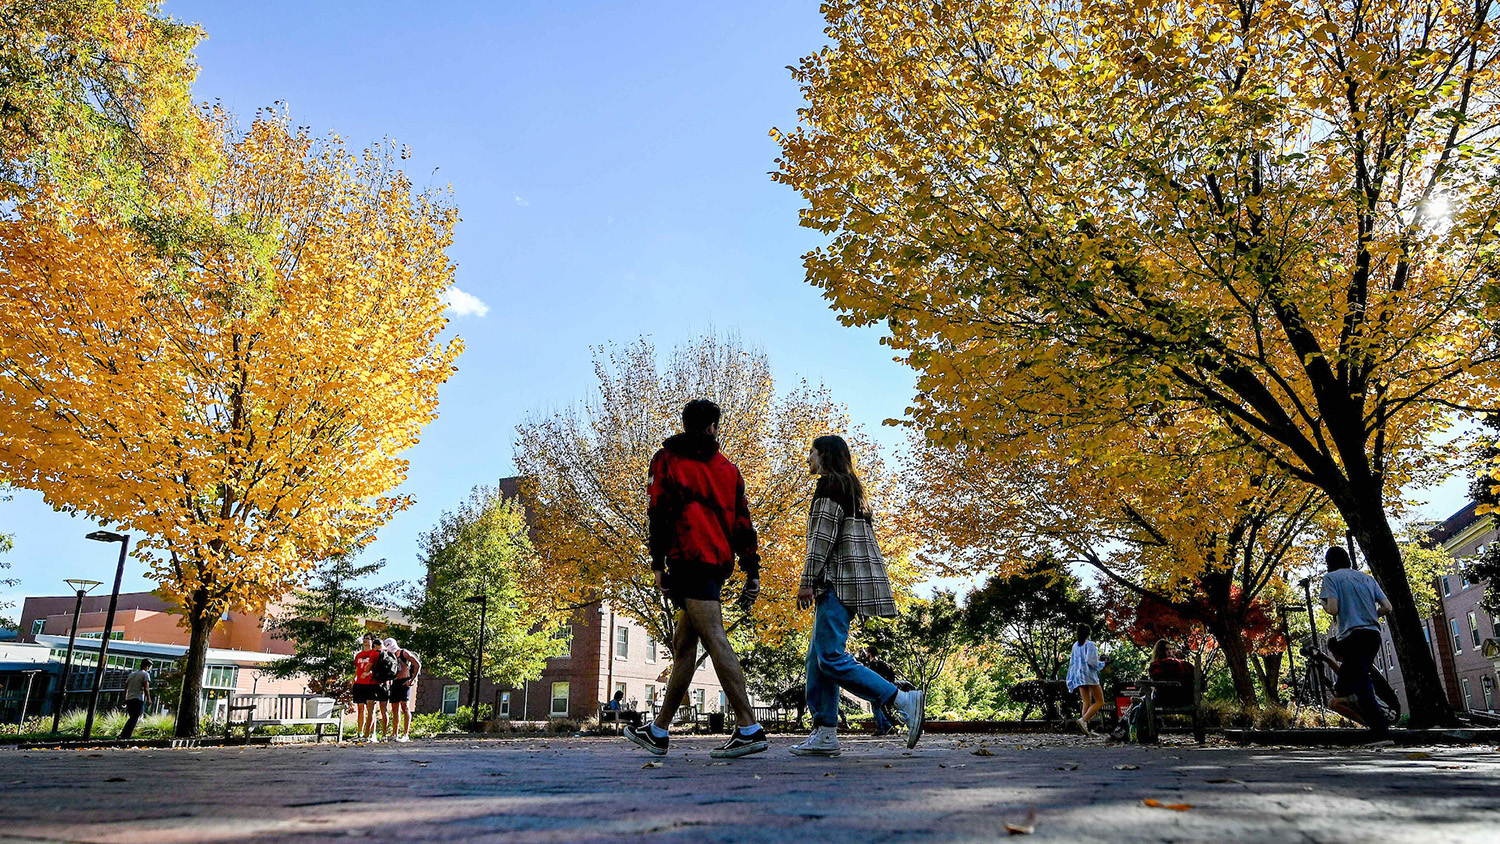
{"left": 266, "top": 548, "right": 395, "bottom": 700}
{"left": 860, "top": 591, "right": 964, "bottom": 692}
{"left": 963, "top": 558, "right": 1099, "bottom": 682}
{"left": 405, "top": 486, "right": 565, "bottom": 695}
{"left": 739, "top": 632, "right": 809, "bottom": 703}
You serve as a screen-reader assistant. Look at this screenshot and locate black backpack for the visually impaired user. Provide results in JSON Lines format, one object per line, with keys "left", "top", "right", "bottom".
{"left": 372, "top": 650, "right": 400, "bottom": 683}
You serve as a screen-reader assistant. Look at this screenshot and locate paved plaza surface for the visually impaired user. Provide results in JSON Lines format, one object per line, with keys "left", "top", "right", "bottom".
{"left": 1, "top": 733, "right": 1498, "bottom": 843}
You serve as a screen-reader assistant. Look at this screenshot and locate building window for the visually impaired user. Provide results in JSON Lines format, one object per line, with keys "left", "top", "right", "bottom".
{"left": 499, "top": 691, "right": 511, "bottom": 718}
{"left": 550, "top": 682, "right": 569, "bottom": 717}
{"left": 80, "top": 631, "right": 124, "bottom": 640}
{"left": 719, "top": 690, "right": 727, "bottom": 713}
{"left": 1462, "top": 678, "right": 1472, "bottom": 710}
{"left": 1484, "top": 676, "right": 1495, "bottom": 712}
{"left": 691, "top": 688, "right": 705, "bottom": 710}
{"left": 1424, "top": 623, "right": 1432, "bottom": 650}
{"left": 614, "top": 681, "right": 628, "bottom": 706}
{"left": 615, "top": 626, "right": 629, "bottom": 660}
{"left": 31, "top": 619, "right": 45, "bottom": 636}
{"left": 1443, "top": 577, "right": 1452, "bottom": 597}
{"left": 1451, "top": 618, "right": 1463, "bottom": 654}
{"left": 552, "top": 626, "right": 572, "bottom": 657}
{"left": 646, "top": 636, "right": 657, "bottom": 664}
{"left": 1470, "top": 612, "right": 1482, "bottom": 648}
{"left": 441, "top": 685, "right": 459, "bottom": 715}
{"left": 203, "top": 665, "right": 239, "bottom": 689}
{"left": 644, "top": 684, "right": 656, "bottom": 709}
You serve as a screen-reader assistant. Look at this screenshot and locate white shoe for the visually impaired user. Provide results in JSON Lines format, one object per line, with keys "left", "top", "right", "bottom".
{"left": 1076, "top": 718, "right": 1092, "bottom": 736}
{"left": 893, "top": 689, "right": 926, "bottom": 749}
{"left": 369, "top": 733, "right": 381, "bottom": 744}
{"left": 397, "top": 735, "right": 410, "bottom": 743}
{"left": 789, "top": 726, "right": 841, "bottom": 757}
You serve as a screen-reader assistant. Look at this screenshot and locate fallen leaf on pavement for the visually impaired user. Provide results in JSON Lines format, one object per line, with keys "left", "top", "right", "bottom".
{"left": 1114, "top": 764, "right": 1140, "bottom": 770}
{"left": 824, "top": 772, "right": 836, "bottom": 778}
{"left": 1404, "top": 752, "right": 1432, "bottom": 760}
{"left": 972, "top": 748, "right": 996, "bottom": 756}
{"left": 1005, "top": 807, "right": 1038, "bottom": 835}
{"left": 642, "top": 761, "right": 662, "bottom": 769}
{"left": 1055, "top": 763, "right": 1079, "bottom": 771}
{"left": 1143, "top": 799, "right": 1193, "bottom": 811}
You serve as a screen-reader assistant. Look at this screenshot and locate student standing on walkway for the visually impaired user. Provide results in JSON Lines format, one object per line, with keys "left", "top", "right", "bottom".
{"left": 791, "top": 435, "right": 925, "bottom": 758}
{"left": 352, "top": 634, "right": 385, "bottom": 742}
{"left": 624, "top": 399, "right": 769, "bottom": 759}
{"left": 118, "top": 659, "right": 153, "bottom": 740}
{"left": 1319, "top": 546, "right": 1395, "bottom": 743}
{"left": 382, "top": 637, "right": 421, "bottom": 743}
{"left": 1067, "top": 624, "right": 1108, "bottom": 735}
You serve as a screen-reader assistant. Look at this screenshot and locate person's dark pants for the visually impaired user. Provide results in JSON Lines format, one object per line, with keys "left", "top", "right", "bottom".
{"left": 120, "top": 699, "right": 145, "bottom": 740}
{"left": 1329, "top": 628, "right": 1388, "bottom": 736}
{"left": 872, "top": 702, "right": 895, "bottom": 734}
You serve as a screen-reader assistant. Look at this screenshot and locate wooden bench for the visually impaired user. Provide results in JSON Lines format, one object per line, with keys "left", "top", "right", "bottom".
{"left": 1116, "top": 669, "right": 1205, "bottom": 744}
{"left": 224, "top": 693, "right": 344, "bottom": 744}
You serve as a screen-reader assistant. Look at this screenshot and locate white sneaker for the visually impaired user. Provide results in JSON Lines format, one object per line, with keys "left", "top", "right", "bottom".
{"left": 397, "top": 735, "right": 410, "bottom": 743}
{"left": 789, "top": 726, "right": 841, "bottom": 757}
{"left": 369, "top": 733, "right": 381, "bottom": 744}
{"left": 1076, "top": 718, "right": 1092, "bottom": 736}
{"left": 893, "top": 689, "right": 926, "bottom": 749}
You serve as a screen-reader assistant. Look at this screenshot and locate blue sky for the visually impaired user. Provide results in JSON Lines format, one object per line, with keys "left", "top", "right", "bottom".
{"left": 2, "top": 0, "right": 921, "bottom": 608}
{"left": 0, "top": 1, "right": 1476, "bottom": 613}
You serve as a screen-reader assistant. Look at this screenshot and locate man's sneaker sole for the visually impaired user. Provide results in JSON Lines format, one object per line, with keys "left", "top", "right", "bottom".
{"left": 624, "top": 728, "right": 667, "bottom": 756}
{"left": 906, "top": 690, "right": 926, "bottom": 749}
{"left": 709, "top": 740, "right": 768, "bottom": 759}
{"left": 789, "top": 745, "right": 841, "bottom": 757}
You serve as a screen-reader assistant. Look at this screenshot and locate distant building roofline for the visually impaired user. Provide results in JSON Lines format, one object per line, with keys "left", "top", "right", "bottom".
{"left": 1427, "top": 500, "right": 1485, "bottom": 546}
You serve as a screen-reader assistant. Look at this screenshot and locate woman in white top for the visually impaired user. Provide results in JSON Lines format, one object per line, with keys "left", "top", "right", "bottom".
{"left": 1066, "top": 623, "right": 1109, "bottom": 735}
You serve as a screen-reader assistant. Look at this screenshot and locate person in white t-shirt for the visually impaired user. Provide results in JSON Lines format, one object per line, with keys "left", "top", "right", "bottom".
{"left": 1066, "top": 624, "right": 1110, "bottom": 735}
{"left": 119, "top": 659, "right": 153, "bottom": 740}
{"left": 1319, "top": 546, "right": 1394, "bottom": 741}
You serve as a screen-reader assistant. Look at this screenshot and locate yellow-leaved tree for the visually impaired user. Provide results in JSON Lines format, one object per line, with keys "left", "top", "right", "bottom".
{"left": 514, "top": 333, "right": 917, "bottom": 654}
{"left": 0, "top": 113, "right": 461, "bottom": 735}
{"left": 772, "top": 0, "right": 1500, "bottom": 726}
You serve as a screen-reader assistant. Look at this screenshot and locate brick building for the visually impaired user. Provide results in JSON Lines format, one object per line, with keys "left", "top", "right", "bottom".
{"left": 10, "top": 591, "right": 310, "bottom": 718}
{"left": 1418, "top": 502, "right": 1500, "bottom": 713}
{"left": 412, "top": 602, "right": 730, "bottom": 724}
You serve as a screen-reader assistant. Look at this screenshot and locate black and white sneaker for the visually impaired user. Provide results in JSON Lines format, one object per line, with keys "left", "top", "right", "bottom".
{"left": 710, "top": 727, "right": 768, "bottom": 759}
{"left": 625, "top": 724, "right": 669, "bottom": 756}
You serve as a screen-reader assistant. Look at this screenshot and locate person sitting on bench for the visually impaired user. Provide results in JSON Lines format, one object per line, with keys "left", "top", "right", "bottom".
{"left": 1148, "top": 640, "right": 1193, "bottom": 708}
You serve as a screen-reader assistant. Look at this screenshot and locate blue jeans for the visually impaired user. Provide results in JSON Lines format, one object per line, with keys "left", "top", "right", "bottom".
{"left": 807, "top": 593, "right": 899, "bottom": 728}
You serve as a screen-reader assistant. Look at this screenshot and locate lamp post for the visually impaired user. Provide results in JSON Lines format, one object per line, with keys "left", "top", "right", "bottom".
{"left": 82, "top": 530, "right": 130, "bottom": 739}
{"left": 50, "top": 578, "right": 101, "bottom": 734}
{"left": 464, "top": 594, "right": 488, "bottom": 732}
{"left": 17, "top": 669, "right": 42, "bottom": 734}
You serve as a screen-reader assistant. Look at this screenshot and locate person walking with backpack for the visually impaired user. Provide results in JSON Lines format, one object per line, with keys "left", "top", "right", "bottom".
{"left": 790, "top": 435, "right": 925, "bottom": 758}
{"left": 624, "top": 399, "right": 769, "bottom": 759}
{"left": 1319, "top": 546, "right": 1395, "bottom": 744}
{"left": 381, "top": 637, "right": 421, "bottom": 742}
{"left": 352, "top": 634, "right": 386, "bottom": 742}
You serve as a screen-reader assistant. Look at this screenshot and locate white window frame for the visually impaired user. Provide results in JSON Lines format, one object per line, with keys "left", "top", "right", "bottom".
{"left": 615, "top": 626, "right": 629, "bottom": 661}
{"left": 1462, "top": 678, "right": 1472, "bottom": 709}
{"left": 1451, "top": 618, "right": 1463, "bottom": 654}
{"left": 441, "top": 684, "right": 460, "bottom": 715}
{"left": 645, "top": 636, "right": 657, "bottom": 664}
{"left": 1469, "top": 612, "right": 1481, "bottom": 648}
{"left": 1443, "top": 577, "right": 1452, "bottom": 597}
{"left": 691, "top": 688, "right": 705, "bottom": 710}
{"left": 1483, "top": 676, "right": 1495, "bottom": 712}
{"left": 644, "top": 684, "right": 656, "bottom": 707}
{"left": 551, "top": 682, "right": 569, "bottom": 717}
{"left": 31, "top": 619, "right": 45, "bottom": 636}
{"left": 499, "top": 691, "right": 511, "bottom": 717}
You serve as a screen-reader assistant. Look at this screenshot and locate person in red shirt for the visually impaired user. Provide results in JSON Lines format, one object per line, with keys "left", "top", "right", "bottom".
{"left": 624, "top": 399, "right": 767, "bottom": 759}
{"left": 1148, "top": 640, "right": 1194, "bottom": 709}
{"left": 352, "top": 634, "right": 387, "bottom": 742}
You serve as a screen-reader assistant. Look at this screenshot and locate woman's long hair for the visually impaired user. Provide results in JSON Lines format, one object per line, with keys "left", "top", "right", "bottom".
{"left": 1152, "top": 639, "right": 1171, "bottom": 663}
{"left": 812, "top": 434, "right": 866, "bottom": 515}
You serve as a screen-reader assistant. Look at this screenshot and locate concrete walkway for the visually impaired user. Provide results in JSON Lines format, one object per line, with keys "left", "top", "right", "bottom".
{"left": 1, "top": 733, "right": 1497, "bottom": 842}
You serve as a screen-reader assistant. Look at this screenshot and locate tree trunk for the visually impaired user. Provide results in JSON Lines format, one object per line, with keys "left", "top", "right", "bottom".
{"left": 1341, "top": 486, "right": 1457, "bottom": 728}
{"left": 174, "top": 600, "right": 216, "bottom": 738}
{"left": 1209, "top": 623, "right": 1259, "bottom": 708}
{"left": 1256, "top": 652, "right": 1283, "bottom": 706}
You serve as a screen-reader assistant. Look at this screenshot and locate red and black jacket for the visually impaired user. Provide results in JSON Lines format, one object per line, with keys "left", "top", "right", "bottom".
{"left": 647, "top": 433, "right": 760, "bottom": 579}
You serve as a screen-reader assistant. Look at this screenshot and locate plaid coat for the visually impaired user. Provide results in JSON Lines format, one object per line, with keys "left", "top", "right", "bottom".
{"left": 799, "top": 495, "right": 898, "bottom": 618}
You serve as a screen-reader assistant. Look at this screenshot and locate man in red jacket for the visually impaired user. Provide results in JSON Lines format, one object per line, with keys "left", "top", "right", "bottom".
{"left": 625, "top": 399, "right": 768, "bottom": 759}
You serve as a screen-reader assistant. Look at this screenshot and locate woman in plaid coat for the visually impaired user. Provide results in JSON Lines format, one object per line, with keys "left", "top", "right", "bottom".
{"left": 790, "top": 435, "right": 926, "bottom": 757}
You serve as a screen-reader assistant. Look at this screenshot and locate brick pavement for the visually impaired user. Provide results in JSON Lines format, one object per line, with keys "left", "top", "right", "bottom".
{"left": 1, "top": 733, "right": 1498, "bottom": 843}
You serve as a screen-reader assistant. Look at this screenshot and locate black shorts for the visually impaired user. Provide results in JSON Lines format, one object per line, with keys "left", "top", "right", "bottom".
{"left": 352, "top": 683, "right": 387, "bottom": 704}
{"left": 665, "top": 568, "right": 725, "bottom": 604}
{"left": 389, "top": 679, "right": 411, "bottom": 704}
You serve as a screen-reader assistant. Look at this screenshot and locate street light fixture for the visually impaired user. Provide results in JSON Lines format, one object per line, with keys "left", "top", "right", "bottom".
{"left": 82, "top": 530, "right": 130, "bottom": 739}
{"left": 50, "top": 578, "right": 101, "bottom": 734}
{"left": 464, "top": 594, "right": 489, "bottom": 732}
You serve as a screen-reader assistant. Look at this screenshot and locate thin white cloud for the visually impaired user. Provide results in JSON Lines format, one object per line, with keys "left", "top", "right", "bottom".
{"left": 513, "top": 194, "right": 529, "bottom": 207}
{"left": 441, "top": 286, "right": 489, "bottom": 318}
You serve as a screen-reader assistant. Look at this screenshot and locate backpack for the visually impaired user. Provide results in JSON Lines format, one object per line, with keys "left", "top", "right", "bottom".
{"left": 372, "top": 650, "right": 400, "bottom": 683}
